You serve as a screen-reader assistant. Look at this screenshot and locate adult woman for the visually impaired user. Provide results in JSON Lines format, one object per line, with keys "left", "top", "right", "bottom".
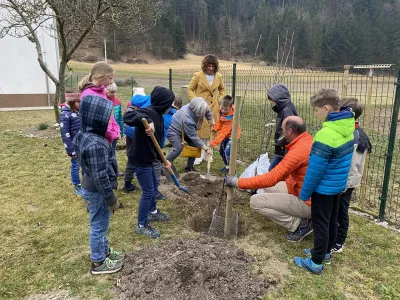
{"left": 188, "top": 54, "right": 225, "bottom": 164}
{"left": 166, "top": 97, "right": 215, "bottom": 172}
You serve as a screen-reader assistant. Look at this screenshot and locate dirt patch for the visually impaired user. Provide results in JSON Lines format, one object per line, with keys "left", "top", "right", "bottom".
{"left": 116, "top": 236, "right": 274, "bottom": 300}
{"left": 21, "top": 125, "right": 60, "bottom": 139}
{"left": 24, "top": 290, "right": 79, "bottom": 300}
{"left": 159, "top": 172, "right": 249, "bottom": 236}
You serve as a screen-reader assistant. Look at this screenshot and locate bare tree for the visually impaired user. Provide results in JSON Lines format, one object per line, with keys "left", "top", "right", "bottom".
{"left": 0, "top": 0, "right": 160, "bottom": 121}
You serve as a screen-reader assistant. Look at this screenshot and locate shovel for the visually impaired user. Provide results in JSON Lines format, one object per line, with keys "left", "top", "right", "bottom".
{"left": 142, "top": 118, "right": 190, "bottom": 195}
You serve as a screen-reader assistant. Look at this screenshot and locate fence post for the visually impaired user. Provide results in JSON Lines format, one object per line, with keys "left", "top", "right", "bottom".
{"left": 360, "top": 68, "right": 374, "bottom": 210}
{"left": 131, "top": 77, "right": 134, "bottom": 96}
{"left": 342, "top": 65, "right": 351, "bottom": 97}
{"left": 232, "top": 63, "right": 236, "bottom": 100}
{"left": 379, "top": 69, "right": 400, "bottom": 222}
{"left": 224, "top": 95, "right": 242, "bottom": 239}
{"left": 169, "top": 69, "right": 172, "bottom": 90}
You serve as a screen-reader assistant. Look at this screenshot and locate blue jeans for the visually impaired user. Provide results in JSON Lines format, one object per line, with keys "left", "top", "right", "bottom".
{"left": 268, "top": 155, "right": 284, "bottom": 171}
{"left": 81, "top": 189, "right": 111, "bottom": 263}
{"left": 71, "top": 157, "right": 81, "bottom": 186}
{"left": 136, "top": 166, "right": 158, "bottom": 226}
{"left": 219, "top": 138, "right": 232, "bottom": 166}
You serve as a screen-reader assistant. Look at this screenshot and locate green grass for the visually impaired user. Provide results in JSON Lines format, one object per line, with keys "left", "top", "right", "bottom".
{"left": 1, "top": 108, "right": 400, "bottom": 300}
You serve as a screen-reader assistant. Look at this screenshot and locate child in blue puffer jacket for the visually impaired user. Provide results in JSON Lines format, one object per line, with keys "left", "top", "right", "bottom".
{"left": 60, "top": 93, "right": 82, "bottom": 196}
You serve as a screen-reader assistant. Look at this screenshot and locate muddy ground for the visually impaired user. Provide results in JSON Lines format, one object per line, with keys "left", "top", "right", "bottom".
{"left": 115, "top": 173, "right": 276, "bottom": 300}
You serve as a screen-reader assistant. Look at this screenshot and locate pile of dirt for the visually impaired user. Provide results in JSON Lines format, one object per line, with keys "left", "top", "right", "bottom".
{"left": 116, "top": 236, "right": 274, "bottom": 300}
{"left": 158, "top": 172, "right": 249, "bottom": 236}
{"left": 20, "top": 125, "right": 60, "bottom": 139}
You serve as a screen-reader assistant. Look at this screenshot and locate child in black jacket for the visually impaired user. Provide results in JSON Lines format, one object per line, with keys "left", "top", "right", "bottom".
{"left": 123, "top": 86, "right": 176, "bottom": 238}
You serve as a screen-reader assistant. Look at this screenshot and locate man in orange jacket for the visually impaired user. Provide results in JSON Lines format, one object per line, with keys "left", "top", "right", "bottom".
{"left": 225, "top": 116, "right": 313, "bottom": 242}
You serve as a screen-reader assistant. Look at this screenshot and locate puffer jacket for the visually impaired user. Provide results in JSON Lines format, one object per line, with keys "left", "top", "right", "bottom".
{"left": 124, "top": 94, "right": 151, "bottom": 139}
{"left": 162, "top": 108, "right": 176, "bottom": 148}
{"left": 300, "top": 108, "right": 355, "bottom": 200}
{"left": 238, "top": 131, "right": 313, "bottom": 206}
{"left": 73, "top": 95, "right": 118, "bottom": 207}
{"left": 167, "top": 103, "right": 213, "bottom": 149}
{"left": 267, "top": 84, "right": 298, "bottom": 156}
{"left": 210, "top": 105, "right": 241, "bottom": 148}
{"left": 60, "top": 104, "right": 80, "bottom": 156}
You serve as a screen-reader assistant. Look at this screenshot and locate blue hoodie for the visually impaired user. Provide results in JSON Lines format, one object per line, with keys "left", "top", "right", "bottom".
{"left": 162, "top": 108, "right": 176, "bottom": 148}
{"left": 124, "top": 95, "right": 151, "bottom": 138}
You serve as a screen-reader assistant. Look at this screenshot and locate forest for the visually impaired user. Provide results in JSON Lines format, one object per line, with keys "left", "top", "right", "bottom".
{"left": 104, "top": 0, "right": 400, "bottom": 67}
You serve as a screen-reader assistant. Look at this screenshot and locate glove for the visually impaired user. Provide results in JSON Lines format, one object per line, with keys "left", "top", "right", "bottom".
{"left": 224, "top": 175, "right": 238, "bottom": 187}
{"left": 108, "top": 200, "right": 120, "bottom": 212}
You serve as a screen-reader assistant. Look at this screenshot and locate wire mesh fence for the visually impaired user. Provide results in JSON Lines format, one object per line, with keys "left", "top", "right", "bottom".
{"left": 66, "top": 64, "right": 400, "bottom": 225}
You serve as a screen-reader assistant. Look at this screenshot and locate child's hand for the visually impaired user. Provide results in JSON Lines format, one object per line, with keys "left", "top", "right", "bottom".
{"left": 145, "top": 122, "right": 155, "bottom": 136}
{"left": 163, "top": 160, "right": 172, "bottom": 169}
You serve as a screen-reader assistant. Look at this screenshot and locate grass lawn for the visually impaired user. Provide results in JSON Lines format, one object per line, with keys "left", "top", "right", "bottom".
{"left": 1, "top": 107, "right": 400, "bottom": 299}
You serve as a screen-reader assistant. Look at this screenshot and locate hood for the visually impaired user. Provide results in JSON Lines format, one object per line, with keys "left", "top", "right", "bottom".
{"left": 219, "top": 106, "right": 234, "bottom": 121}
{"left": 130, "top": 94, "right": 151, "bottom": 108}
{"left": 82, "top": 83, "right": 105, "bottom": 94}
{"left": 168, "top": 108, "right": 177, "bottom": 116}
{"left": 267, "top": 83, "right": 291, "bottom": 110}
{"left": 80, "top": 95, "right": 113, "bottom": 137}
{"left": 150, "top": 86, "right": 175, "bottom": 114}
{"left": 324, "top": 107, "right": 355, "bottom": 137}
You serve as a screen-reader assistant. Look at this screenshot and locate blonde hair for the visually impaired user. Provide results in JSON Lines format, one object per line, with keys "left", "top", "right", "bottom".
{"left": 78, "top": 61, "right": 114, "bottom": 91}
{"left": 310, "top": 88, "right": 340, "bottom": 110}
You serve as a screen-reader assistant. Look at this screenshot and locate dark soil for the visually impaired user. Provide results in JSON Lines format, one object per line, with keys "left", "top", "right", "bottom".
{"left": 116, "top": 236, "right": 274, "bottom": 300}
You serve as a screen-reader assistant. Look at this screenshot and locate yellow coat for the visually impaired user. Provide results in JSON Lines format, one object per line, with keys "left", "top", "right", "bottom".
{"left": 187, "top": 71, "right": 225, "bottom": 139}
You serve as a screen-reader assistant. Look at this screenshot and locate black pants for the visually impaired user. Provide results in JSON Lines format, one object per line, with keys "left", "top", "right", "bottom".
{"left": 335, "top": 188, "right": 354, "bottom": 246}
{"left": 311, "top": 192, "right": 340, "bottom": 264}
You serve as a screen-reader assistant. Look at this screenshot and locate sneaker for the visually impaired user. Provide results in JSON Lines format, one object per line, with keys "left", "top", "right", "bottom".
{"left": 136, "top": 224, "right": 160, "bottom": 238}
{"left": 220, "top": 167, "right": 229, "bottom": 173}
{"left": 148, "top": 209, "right": 170, "bottom": 222}
{"left": 91, "top": 257, "right": 123, "bottom": 275}
{"left": 74, "top": 184, "right": 83, "bottom": 197}
{"left": 122, "top": 184, "right": 139, "bottom": 193}
{"left": 285, "top": 219, "right": 313, "bottom": 242}
{"left": 330, "top": 244, "right": 344, "bottom": 254}
{"left": 293, "top": 257, "right": 323, "bottom": 275}
{"left": 185, "top": 166, "right": 197, "bottom": 172}
{"left": 107, "top": 247, "right": 125, "bottom": 261}
{"left": 303, "top": 248, "right": 331, "bottom": 264}
{"left": 156, "top": 192, "right": 167, "bottom": 201}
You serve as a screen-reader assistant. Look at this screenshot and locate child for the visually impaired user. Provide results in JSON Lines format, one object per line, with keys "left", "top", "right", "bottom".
{"left": 267, "top": 84, "right": 298, "bottom": 171}
{"left": 123, "top": 86, "right": 176, "bottom": 238}
{"left": 331, "top": 98, "right": 372, "bottom": 254}
{"left": 73, "top": 95, "right": 124, "bottom": 275}
{"left": 106, "top": 82, "right": 124, "bottom": 176}
{"left": 60, "top": 93, "right": 82, "bottom": 196}
{"left": 210, "top": 95, "right": 241, "bottom": 173}
{"left": 122, "top": 89, "right": 150, "bottom": 193}
{"left": 294, "top": 88, "right": 355, "bottom": 274}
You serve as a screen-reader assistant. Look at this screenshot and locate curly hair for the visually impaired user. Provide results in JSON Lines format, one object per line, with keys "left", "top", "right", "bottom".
{"left": 201, "top": 54, "right": 219, "bottom": 73}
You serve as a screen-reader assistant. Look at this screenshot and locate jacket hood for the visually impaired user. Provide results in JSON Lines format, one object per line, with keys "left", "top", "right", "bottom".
{"left": 267, "top": 83, "right": 291, "bottom": 110}
{"left": 82, "top": 83, "right": 105, "bottom": 94}
{"left": 80, "top": 95, "right": 113, "bottom": 137}
{"left": 219, "top": 106, "right": 234, "bottom": 121}
{"left": 130, "top": 94, "right": 151, "bottom": 108}
{"left": 150, "top": 86, "right": 175, "bottom": 114}
{"left": 324, "top": 107, "right": 355, "bottom": 137}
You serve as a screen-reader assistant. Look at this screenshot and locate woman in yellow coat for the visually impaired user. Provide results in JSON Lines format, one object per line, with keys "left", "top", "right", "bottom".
{"left": 188, "top": 54, "right": 225, "bottom": 165}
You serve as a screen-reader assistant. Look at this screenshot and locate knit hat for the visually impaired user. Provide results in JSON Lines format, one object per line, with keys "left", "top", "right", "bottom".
{"left": 65, "top": 93, "right": 81, "bottom": 103}
{"left": 106, "top": 82, "right": 117, "bottom": 92}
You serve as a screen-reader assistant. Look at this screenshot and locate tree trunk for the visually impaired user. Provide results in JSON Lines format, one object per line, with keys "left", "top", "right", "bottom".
{"left": 53, "top": 60, "right": 67, "bottom": 123}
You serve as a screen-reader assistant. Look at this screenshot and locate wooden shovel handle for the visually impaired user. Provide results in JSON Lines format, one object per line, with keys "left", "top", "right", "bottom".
{"left": 141, "top": 118, "right": 169, "bottom": 166}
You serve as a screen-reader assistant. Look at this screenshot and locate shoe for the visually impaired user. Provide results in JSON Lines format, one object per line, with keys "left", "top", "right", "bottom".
{"left": 185, "top": 166, "right": 197, "bottom": 172}
{"left": 107, "top": 247, "right": 125, "bottom": 261}
{"left": 148, "top": 209, "right": 170, "bottom": 222}
{"left": 122, "top": 184, "right": 139, "bottom": 193}
{"left": 293, "top": 257, "right": 323, "bottom": 275}
{"left": 91, "top": 257, "right": 123, "bottom": 275}
{"left": 74, "top": 184, "right": 83, "bottom": 197}
{"left": 220, "top": 167, "right": 229, "bottom": 173}
{"left": 285, "top": 219, "right": 313, "bottom": 242}
{"left": 330, "top": 244, "right": 344, "bottom": 254}
{"left": 303, "top": 248, "right": 331, "bottom": 264}
{"left": 156, "top": 192, "right": 167, "bottom": 201}
{"left": 136, "top": 224, "right": 160, "bottom": 238}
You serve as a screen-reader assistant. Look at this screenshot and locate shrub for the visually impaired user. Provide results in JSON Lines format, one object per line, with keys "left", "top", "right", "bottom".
{"left": 38, "top": 123, "right": 49, "bottom": 131}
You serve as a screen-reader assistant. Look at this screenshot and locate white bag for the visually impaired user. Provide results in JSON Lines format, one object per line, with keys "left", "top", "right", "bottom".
{"left": 239, "top": 152, "right": 270, "bottom": 192}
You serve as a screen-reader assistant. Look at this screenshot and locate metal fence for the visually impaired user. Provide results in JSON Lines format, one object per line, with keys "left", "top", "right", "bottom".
{"left": 66, "top": 64, "right": 400, "bottom": 226}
